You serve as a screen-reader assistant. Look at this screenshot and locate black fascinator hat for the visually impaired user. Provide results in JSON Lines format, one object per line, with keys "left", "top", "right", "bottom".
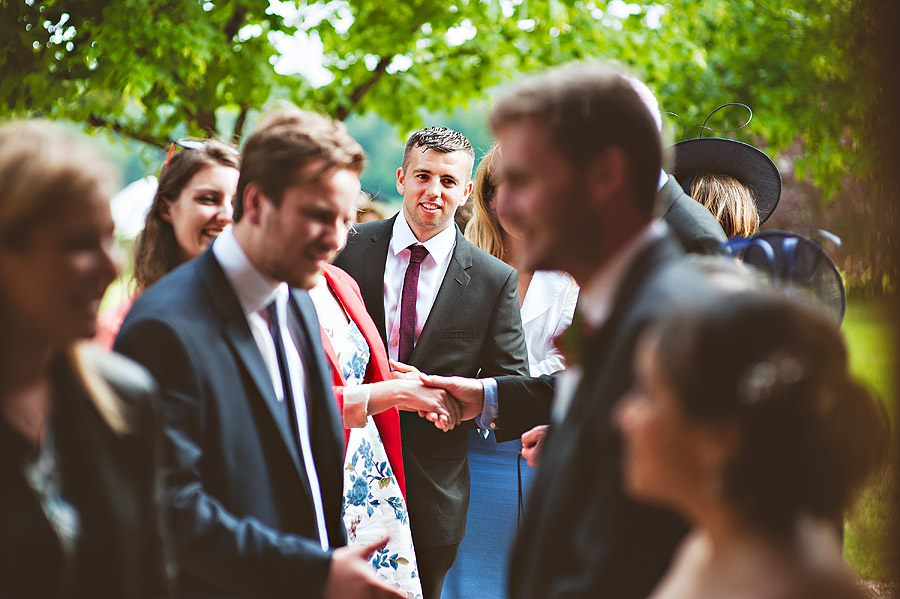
{"left": 669, "top": 104, "right": 782, "bottom": 223}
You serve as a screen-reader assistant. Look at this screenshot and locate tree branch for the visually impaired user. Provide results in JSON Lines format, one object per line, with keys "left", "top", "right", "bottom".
{"left": 88, "top": 114, "right": 165, "bottom": 148}
{"left": 224, "top": 6, "right": 248, "bottom": 41}
{"left": 234, "top": 104, "right": 250, "bottom": 141}
{"left": 335, "top": 54, "right": 395, "bottom": 121}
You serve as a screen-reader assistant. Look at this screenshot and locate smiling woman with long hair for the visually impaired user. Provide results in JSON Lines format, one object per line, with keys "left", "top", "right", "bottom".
{"left": 616, "top": 291, "right": 889, "bottom": 599}
{"left": 0, "top": 120, "right": 171, "bottom": 598}
{"left": 95, "top": 139, "right": 239, "bottom": 348}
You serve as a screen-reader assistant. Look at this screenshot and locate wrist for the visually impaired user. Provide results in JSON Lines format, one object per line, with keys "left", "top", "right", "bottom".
{"left": 342, "top": 384, "right": 371, "bottom": 428}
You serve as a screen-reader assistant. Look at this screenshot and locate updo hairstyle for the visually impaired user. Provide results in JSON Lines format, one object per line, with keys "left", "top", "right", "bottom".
{"left": 651, "top": 291, "right": 889, "bottom": 532}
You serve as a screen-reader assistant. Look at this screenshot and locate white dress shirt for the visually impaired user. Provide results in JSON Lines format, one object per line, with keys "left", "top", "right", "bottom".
{"left": 212, "top": 228, "right": 330, "bottom": 551}
{"left": 383, "top": 214, "right": 457, "bottom": 361}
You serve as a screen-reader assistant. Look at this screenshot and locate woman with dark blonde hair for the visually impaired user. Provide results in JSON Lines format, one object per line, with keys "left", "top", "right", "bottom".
{"left": 689, "top": 173, "right": 760, "bottom": 238}
{"left": 95, "top": 138, "right": 239, "bottom": 348}
{"left": 672, "top": 137, "right": 782, "bottom": 239}
{"left": 444, "top": 144, "right": 579, "bottom": 598}
{"left": 0, "top": 120, "right": 170, "bottom": 598}
{"left": 616, "top": 291, "right": 888, "bottom": 599}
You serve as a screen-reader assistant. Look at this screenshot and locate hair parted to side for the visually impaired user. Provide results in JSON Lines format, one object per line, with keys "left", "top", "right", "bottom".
{"left": 649, "top": 291, "right": 890, "bottom": 532}
{"left": 690, "top": 173, "right": 760, "bottom": 238}
{"left": 464, "top": 144, "right": 505, "bottom": 259}
{"left": 234, "top": 106, "right": 366, "bottom": 222}
{"left": 490, "top": 62, "right": 662, "bottom": 217}
{"left": 133, "top": 139, "right": 240, "bottom": 292}
{"left": 401, "top": 126, "right": 475, "bottom": 172}
{"left": 0, "top": 119, "right": 118, "bottom": 249}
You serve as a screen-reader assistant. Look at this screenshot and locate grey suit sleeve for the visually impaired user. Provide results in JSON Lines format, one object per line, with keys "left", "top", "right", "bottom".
{"left": 115, "top": 317, "right": 333, "bottom": 599}
{"left": 478, "top": 268, "right": 530, "bottom": 380}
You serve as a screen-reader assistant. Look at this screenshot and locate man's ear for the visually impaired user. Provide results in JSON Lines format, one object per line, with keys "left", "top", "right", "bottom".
{"left": 462, "top": 179, "right": 474, "bottom": 202}
{"left": 586, "top": 147, "right": 628, "bottom": 208}
{"left": 242, "top": 183, "right": 265, "bottom": 225}
{"left": 396, "top": 167, "right": 406, "bottom": 195}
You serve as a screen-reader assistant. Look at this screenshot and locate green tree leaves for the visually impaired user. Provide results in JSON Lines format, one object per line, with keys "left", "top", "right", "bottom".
{"left": 0, "top": 0, "right": 879, "bottom": 197}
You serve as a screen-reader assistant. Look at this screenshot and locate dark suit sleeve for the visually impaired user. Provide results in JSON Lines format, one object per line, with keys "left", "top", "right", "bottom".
{"left": 115, "top": 317, "right": 333, "bottom": 599}
{"left": 684, "top": 234, "right": 726, "bottom": 256}
{"left": 493, "top": 373, "right": 556, "bottom": 442}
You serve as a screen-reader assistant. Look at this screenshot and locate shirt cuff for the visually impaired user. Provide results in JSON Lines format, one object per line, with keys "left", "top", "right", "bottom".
{"left": 475, "top": 378, "right": 498, "bottom": 433}
{"left": 342, "top": 384, "right": 370, "bottom": 428}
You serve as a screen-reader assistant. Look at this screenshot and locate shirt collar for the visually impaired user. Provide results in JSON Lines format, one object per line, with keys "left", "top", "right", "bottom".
{"left": 658, "top": 169, "right": 669, "bottom": 191}
{"left": 579, "top": 220, "right": 666, "bottom": 330}
{"left": 211, "top": 226, "right": 285, "bottom": 317}
{"left": 390, "top": 211, "right": 457, "bottom": 263}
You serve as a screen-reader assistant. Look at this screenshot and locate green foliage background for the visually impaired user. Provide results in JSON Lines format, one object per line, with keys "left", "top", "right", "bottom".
{"left": 1, "top": 0, "right": 888, "bottom": 198}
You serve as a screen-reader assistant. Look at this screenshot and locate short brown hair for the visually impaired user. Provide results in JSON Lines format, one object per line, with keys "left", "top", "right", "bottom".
{"left": 401, "top": 126, "right": 475, "bottom": 173}
{"left": 490, "top": 62, "right": 662, "bottom": 217}
{"left": 234, "top": 107, "right": 366, "bottom": 222}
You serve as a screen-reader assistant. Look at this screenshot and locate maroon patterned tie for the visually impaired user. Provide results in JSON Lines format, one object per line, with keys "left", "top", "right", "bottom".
{"left": 398, "top": 244, "right": 429, "bottom": 363}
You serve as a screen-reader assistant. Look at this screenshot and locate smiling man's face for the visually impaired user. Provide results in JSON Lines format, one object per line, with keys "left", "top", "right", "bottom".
{"left": 397, "top": 147, "right": 473, "bottom": 242}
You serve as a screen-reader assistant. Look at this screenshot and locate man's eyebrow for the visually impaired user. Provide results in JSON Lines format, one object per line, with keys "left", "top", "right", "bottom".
{"left": 415, "top": 167, "right": 459, "bottom": 181}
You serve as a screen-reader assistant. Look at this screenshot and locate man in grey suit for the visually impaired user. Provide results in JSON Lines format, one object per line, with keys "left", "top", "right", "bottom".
{"left": 423, "top": 64, "right": 716, "bottom": 598}
{"left": 116, "top": 109, "right": 406, "bottom": 599}
{"left": 333, "top": 127, "right": 529, "bottom": 599}
{"left": 624, "top": 76, "right": 728, "bottom": 255}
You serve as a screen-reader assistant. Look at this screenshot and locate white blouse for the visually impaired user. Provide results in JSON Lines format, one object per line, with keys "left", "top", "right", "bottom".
{"left": 520, "top": 270, "right": 579, "bottom": 377}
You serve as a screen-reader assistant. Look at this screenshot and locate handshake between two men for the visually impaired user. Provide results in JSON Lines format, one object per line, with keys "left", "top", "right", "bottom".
{"left": 390, "top": 360, "right": 549, "bottom": 468}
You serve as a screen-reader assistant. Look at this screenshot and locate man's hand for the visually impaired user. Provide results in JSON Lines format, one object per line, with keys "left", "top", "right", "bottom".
{"left": 418, "top": 374, "right": 485, "bottom": 422}
{"left": 323, "top": 537, "right": 406, "bottom": 599}
{"left": 390, "top": 379, "right": 461, "bottom": 431}
{"left": 520, "top": 424, "right": 549, "bottom": 468}
{"left": 389, "top": 359, "right": 420, "bottom": 381}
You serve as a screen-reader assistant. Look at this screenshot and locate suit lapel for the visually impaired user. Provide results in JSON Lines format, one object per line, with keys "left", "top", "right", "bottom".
{"left": 565, "top": 235, "right": 680, "bottom": 429}
{"left": 408, "top": 229, "right": 473, "bottom": 366}
{"left": 360, "top": 217, "right": 394, "bottom": 347}
{"left": 195, "top": 251, "right": 306, "bottom": 480}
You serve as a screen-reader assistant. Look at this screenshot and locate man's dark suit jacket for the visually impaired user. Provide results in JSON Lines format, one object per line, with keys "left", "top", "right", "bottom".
{"left": 495, "top": 232, "right": 715, "bottom": 599}
{"left": 657, "top": 174, "right": 727, "bottom": 255}
{"left": 115, "top": 249, "right": 346, "bottom": 599}
{"left": 0, "top": 345, "right": 171, "bottom": 599}
{"left": 333, "top": 216, "right": 530, "bottom": 548}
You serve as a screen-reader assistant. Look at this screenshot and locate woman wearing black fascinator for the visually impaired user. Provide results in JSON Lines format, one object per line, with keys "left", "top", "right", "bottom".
{"left": 671, "top": 104, "right": 782, "bottom": 238}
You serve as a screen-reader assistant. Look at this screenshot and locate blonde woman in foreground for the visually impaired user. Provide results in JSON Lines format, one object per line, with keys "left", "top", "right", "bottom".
{"left": 0, "top": 120, "right": 170, "bottom": 598}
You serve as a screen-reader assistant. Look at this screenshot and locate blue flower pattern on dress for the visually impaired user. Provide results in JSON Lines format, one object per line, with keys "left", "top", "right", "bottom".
{"left": 332, "top": 319, "right": 422, "bottom": 598}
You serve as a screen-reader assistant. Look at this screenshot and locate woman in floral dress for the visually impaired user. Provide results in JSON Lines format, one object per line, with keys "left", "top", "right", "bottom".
{"left": 310, "top": 263, "right": 454, "bottom": 598}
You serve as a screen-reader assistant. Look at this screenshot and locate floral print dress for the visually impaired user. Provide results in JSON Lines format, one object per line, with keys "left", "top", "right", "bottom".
{"left": 330, "top": 319, "right": 423, "bottom": 598}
